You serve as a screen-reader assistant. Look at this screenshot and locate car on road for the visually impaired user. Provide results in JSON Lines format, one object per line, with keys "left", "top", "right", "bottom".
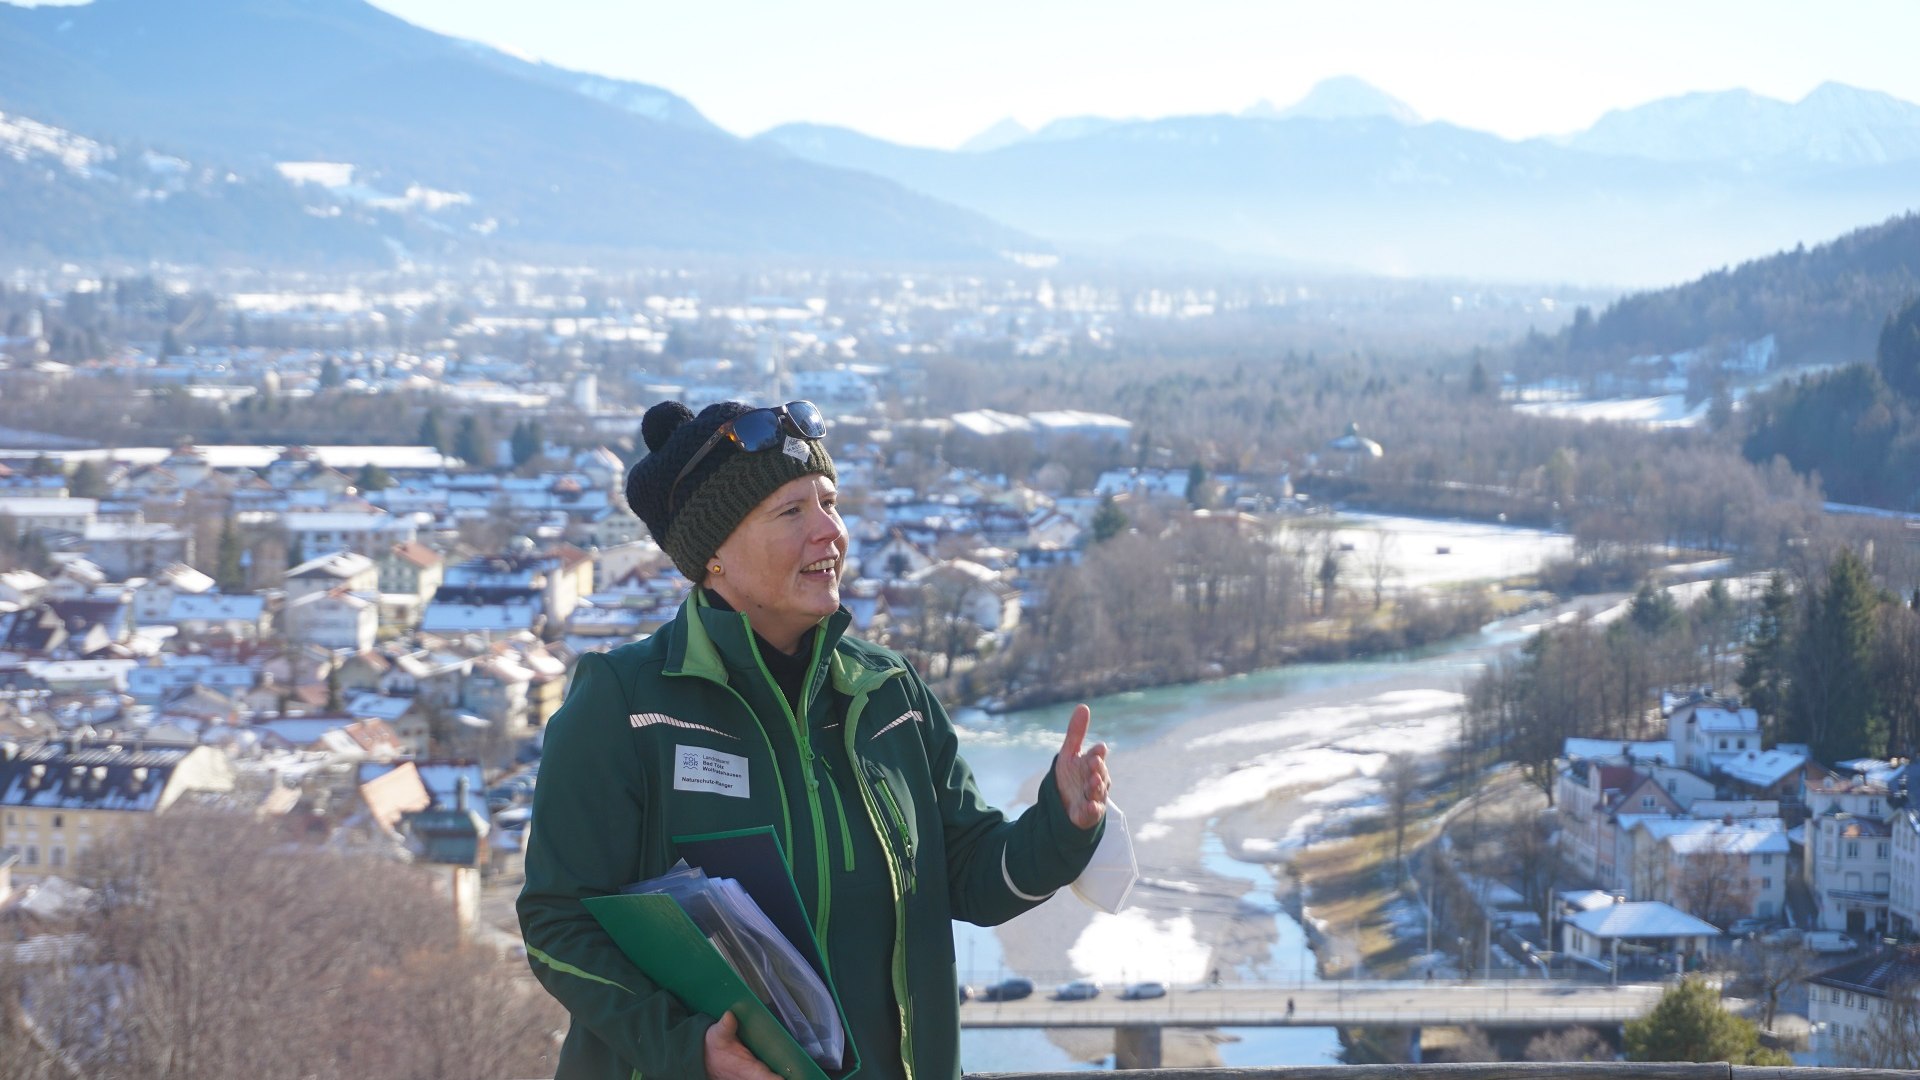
{"left": 1119, "top": 981, "right": 1167, "bottom": 1000}
{"left": 1053, "top": 979, "right": 1101, "bottom": 1001}
{"left": 977, "top": 977, "right": 1034, "bottom": 1002}
{"left": 1805, "top": 930, "right": 1857, "bottom": 954}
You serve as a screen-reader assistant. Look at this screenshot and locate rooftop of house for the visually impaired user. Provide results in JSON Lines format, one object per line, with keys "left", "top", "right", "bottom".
{"left": 1809, "top": 944, "right": 1920, "bottom": 998}
{"left": 1564, "top": 899, "right": 1721, "bottom": 939}
{"left": 0, "top": 740, "right": 192, "bottom": 811}
{"left": 1720, "top": 747, "right": 1808, "bottom": 788}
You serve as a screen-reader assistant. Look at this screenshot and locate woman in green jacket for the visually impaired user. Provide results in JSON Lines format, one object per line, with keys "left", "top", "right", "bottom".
{"left": 518, "top": 399, "right": 1111, "bottom": 1080}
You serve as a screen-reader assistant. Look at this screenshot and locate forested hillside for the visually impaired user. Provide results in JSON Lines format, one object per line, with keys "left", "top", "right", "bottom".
{"left": 1525, "top": 210, "right": 1920, "bottom": 370}
{"left": 1739, "top": 296, "right": 1920, "bottom": 509}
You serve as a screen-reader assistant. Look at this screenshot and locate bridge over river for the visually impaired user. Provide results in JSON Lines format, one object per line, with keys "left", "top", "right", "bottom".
{"left": 959, "top": 981, "right": 1671, "bottom": 1067}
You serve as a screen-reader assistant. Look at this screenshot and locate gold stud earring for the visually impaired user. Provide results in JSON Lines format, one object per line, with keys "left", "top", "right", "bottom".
{"left": 709, "top": 563, "right": 722, "bottom": 575}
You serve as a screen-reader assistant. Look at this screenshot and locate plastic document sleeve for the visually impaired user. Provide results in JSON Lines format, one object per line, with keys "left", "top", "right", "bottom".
{"left": 581, "top": 827, "right": 861, "bottom": 1080}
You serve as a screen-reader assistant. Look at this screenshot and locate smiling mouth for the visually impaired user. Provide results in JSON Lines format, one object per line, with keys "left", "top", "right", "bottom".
{"left": 802, "top": 558, "right": 838, "bottom": 575}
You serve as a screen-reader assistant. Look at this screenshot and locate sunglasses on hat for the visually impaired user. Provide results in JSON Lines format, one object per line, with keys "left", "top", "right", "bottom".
{"left": 669, "top": 400, "right": 828, "bottom": 515}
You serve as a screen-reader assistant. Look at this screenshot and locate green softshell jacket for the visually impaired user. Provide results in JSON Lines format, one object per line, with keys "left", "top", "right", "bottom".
{"left": 518, "top": 596, "right": 1103, "bottom": 1080}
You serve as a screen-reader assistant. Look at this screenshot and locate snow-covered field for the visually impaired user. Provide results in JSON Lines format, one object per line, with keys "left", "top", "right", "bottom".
{"left": 1298, "top": 513, "right": 1575, "bottom": 588}
{"left": 1512, "top": 393, "right": 1709, "bottom": 428}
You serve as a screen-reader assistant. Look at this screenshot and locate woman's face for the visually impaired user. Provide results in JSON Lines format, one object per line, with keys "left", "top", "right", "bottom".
{"left": 708, "top": 473, "right": 848, "bottom": 654}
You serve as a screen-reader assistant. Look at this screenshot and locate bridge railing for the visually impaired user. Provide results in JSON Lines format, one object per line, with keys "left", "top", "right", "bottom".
{"left": 965, "top": 1066, "right": 1912, "bottom": 1080}
{"left": 961, "top": 1005, "right": 1654, "bottom": 1027}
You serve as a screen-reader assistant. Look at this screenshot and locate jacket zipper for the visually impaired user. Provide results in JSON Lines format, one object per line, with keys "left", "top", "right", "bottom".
{"left": 747, "top": 626, "right": 838, "bottom": 942}
{"left": 844, "top": 672, "right": 916, "bottom": 1080}
{"left": 864, "top": 760, "right": 917, "bottom": 893}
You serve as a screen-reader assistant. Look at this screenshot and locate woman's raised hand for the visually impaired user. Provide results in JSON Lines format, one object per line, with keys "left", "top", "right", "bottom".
{"left": 1053, "top": 703, "right": 1110, "bottom": 830}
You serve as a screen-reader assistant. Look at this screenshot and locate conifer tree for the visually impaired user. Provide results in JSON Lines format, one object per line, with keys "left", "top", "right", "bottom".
{"left": 1185, "top": 462, "right": 1209, "bottom": 509}
{"left": 418, "top": 409, "right": 449, "bottom": 456}
{"left": 216, "top": 518, "right": 245, "bottom": 592}
{"left": 354, "top": 463, "right": 391, "bottom": 492}
{"left": 1625, "top": 977, "right": 1790, "bottom": 1064}
{"left": 67, "top": 460, "right": 104, "bottom": 499}
{"left": 454, "top": 415, "right": 488, "bottom": 466}
{"left": 1786, "top": 550, "right": 1885, "bottom": 761}
{"left": 1738, "top": 573, "right": 1792, "bottom": 736}
{"left": 1091, "top": 495, "right": 1128, "bottom": 543}
{"left": 1877, "top": 295, "right": 1920, "bottom": 401}
{"left": 511, "top": 419, "right": 544, "bottom": 467}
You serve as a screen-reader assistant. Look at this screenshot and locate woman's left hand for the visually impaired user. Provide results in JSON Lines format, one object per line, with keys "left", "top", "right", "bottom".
{"left": 1053, "top": 703, "right": 1110, "bottom": 830}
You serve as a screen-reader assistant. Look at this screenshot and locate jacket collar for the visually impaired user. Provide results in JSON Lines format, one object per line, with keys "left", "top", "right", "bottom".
{"left": 664, "top": 590, "right": 860, "bottom": 692}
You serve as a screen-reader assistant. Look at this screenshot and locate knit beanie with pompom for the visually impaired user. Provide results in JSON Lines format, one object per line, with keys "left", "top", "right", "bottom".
{"left": 625, "top": 400, "right": 836, "bottom": 581}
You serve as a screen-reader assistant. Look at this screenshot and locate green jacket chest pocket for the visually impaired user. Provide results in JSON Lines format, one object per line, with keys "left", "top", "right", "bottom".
{"left": 862, "top": 759, "right": 920, "bottom": 892}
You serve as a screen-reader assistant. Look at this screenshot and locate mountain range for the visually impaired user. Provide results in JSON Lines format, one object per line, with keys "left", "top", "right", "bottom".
{"left": 759, "top": 80, "right": 1920, "bottom": 284}
{"left": 0, "top": 0, "right": 1034, "bottom": 266}
{"left": 1, "top": 0, "right": 1917, "bottom": 282}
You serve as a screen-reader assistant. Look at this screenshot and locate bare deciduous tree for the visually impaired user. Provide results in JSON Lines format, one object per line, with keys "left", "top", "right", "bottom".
{"left": 1367, "top": 531, "right": 1398, "bottom": 610}
{"left": 1844, "top": 975, "right": 1920, "bottom": 1070}
{"left": 1670, "top": 835, "right": 1758, "bottom": 930}
{"left": 20, "top": 808, "right": 571, "bottom": 1080}
{"left": 1524, "top": 1026, "right": 1610, "bottom": 1062}
{"left": 1726, "top": 940, "right": 1811, "bottom": 1033}
{"left": 1381, "top": 752, "right": 1422, "bottom": 872}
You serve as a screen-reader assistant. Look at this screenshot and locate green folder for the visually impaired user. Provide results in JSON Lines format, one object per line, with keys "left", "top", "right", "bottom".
{"left": 582, "top": 827, "right": 860, "bottom": 1080}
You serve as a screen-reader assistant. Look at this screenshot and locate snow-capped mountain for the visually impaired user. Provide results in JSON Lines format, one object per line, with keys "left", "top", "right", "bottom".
{"left": 1569, "top": 82, "right": 1920, "bottom": 166}
{"left": 1243, "top": 76, "right": 1423, "bottom": 125}
{"left": 0, "top": 0, "right": 1035, "bottom": 264}
{"left": 0, "top": 110, "right": 112, "bottom": 176}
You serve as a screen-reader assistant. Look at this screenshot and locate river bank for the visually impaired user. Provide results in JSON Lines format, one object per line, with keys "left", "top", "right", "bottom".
{"left": 949, "top": 511, "right": 1582, "bottom": 715}
{"left": 962, "top": 588, "right": 1631, "bottom": 1068}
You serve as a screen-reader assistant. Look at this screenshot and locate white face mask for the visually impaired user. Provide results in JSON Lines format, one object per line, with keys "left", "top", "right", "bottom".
{"left": 1071, "top": 799, "right": 1138, "bottom": 914}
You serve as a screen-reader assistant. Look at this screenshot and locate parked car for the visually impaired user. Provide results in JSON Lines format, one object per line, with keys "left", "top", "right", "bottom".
{"left": 1119, "top": 981, "right": 1167, "bottom": 1000}
{"left": 1053, "top": 979, "right": 1101, "bottom": 1001}
{"left": 1759, "top": 926, "right": 1805, "bottom": 946}
{"left": 1805, "top": 930, "right": 1857, "bottom": 954}
{"left": 977, "top": 977, "right": 1034, "bottom": 1002}
{"left": 1726, "top": 917, "right": 1771, "bottom": 937}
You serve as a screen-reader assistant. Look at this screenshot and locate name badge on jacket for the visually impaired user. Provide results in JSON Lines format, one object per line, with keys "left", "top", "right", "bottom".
{"left": 673, "top": 744, "right": 750, "bottom": 798}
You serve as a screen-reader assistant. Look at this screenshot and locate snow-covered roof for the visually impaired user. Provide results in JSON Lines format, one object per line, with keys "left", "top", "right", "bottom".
{"left": 1689, "top": 706, "right": 1759, "bottom": 733}
{"left": 286, "top": 550, "right": 376, "bottom": 580}
{"left": 1664, "top": 826, "right": 1790, "bottom": 856}
{"left": 420, "top": 600, "right": 540, "bottom": 633}
{"left": 344, "top": 691, "right": 415, "bottom": 722}
{"left": 1558, "top": 889, "right": 1618, "bottom": 913}
{"left": 1633, "top": 816, "right": 1785, "bottom": 842}
{"left": 1566, "top": 900, "right": 1720, "bottom": 939}
{"left": 949, "top": 409, "right": 1032, "bottom": 437}
{"left": 361, "top": 761, "right": 485, "bottom": 808}
{"left": 284, "top": 512, "right": 419, "bottom": 533}
{"left": 253, "top": 717, "right": 361, "bottom": 748}
{"left": 168, "top": 593, "right": 267, "bottom": 621}
{"left": 1563, "top": 738, "right": 1676, "bottom": 765}
{"left": 0, "top": 744, "right": 193, "bottom": 811}
{"left": 7, "top": 877, "right": 94, "bottom": 921}
{"left": 40, "top": 445, "right": 456, "bottom": 471}
{"left": 151, "top": 564, "right": 216, "bottom": 594}
{"left": 1833, "top": 758, "right": 1907, "bottom": 787}
{"left": 1720, "top": 748, "right": 1808, "bottom": 788}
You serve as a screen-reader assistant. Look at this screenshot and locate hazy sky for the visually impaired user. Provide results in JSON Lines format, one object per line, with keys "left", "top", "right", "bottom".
{"left": 354, "top": 0, "right": 1920, "bottom": 148}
